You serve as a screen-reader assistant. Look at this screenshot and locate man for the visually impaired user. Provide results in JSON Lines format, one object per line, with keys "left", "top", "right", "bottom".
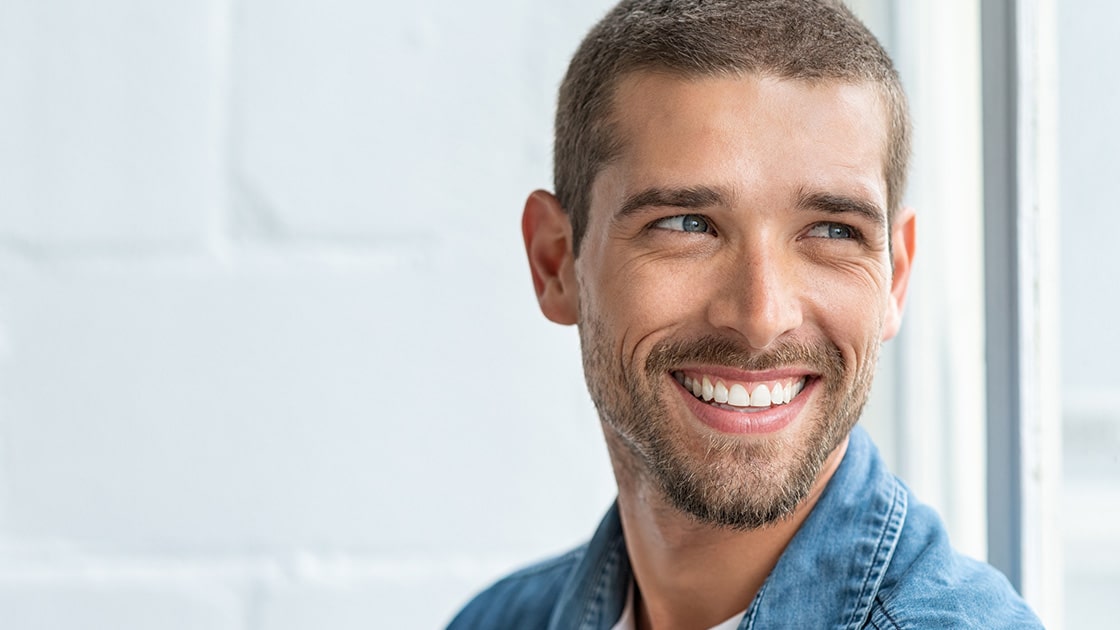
{"left": 450, "top": 0, "right": 1042, "bottom": 628}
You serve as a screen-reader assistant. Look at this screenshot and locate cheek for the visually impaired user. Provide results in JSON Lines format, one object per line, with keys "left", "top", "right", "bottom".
{"left": 589, "top": 255, "right": 713, "bottom": 349}
{"left": 803, "top": 264, "right": 891, "bottom": 345}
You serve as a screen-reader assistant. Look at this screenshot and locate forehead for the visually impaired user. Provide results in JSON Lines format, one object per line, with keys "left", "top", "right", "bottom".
{"left": 593, "top": 71, "right": 890, "bottom": 214}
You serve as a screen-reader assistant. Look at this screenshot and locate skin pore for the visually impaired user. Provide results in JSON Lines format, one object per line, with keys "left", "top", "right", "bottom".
{"left": 524, "top": 72, "right": 916, "bottom": 630}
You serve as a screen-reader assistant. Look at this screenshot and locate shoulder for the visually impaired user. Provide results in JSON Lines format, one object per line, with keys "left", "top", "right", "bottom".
{"left": 868, "top": 499, "right": 1043, "bottom": 629}
{"left": 446, "top": 546, "right": 586, "bottom": 630}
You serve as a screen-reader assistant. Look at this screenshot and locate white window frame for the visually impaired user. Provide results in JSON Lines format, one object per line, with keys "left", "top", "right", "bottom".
{"left": 980, "top": 0, "right": 1061, "bottom": 625}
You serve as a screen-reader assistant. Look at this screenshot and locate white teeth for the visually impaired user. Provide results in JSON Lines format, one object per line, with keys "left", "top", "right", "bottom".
{"left": 728, "top": 383, "right": 749, "bottom": 406}
{"left": 750, "top": 384, "right": 772, "bottom": 407}
{"left": 678, "top": 373, "right": 808, "bottom": 409}
{"left": 713, "top": 381, "right": 729, "bottom": 403}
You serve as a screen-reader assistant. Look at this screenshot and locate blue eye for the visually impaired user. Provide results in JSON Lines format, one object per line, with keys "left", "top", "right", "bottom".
{"left": 807, "top": 222, "right": 857, "bottom": 239}
{"left": 654, "top": 214, "right": 712, "bottom": 234}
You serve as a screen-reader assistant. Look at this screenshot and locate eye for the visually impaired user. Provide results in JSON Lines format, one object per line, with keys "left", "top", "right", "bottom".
{"left": 652, "top": 214, "right": 714, "bottom": 235}
{"left": 805, "top": 222, "right": 859, "bottom": 240}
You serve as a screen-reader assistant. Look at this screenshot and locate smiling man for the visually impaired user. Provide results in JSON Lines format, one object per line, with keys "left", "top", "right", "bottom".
{"left": 449, "top": 1, "right": 1042, "bottom": 628}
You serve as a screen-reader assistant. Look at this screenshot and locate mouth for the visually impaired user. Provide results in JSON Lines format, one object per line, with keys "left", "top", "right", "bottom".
{"left": 672, "top": 370, "right": 809, "bottom": 413}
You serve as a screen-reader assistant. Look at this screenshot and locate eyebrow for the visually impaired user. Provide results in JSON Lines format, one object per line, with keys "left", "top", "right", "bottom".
{"left": 614, "top": 185, "right": 888, "bottom": 228}
{"left": 796, "top": 190, "right": 887, "bottom": 228}
{"left": 615, "top": 186, "right": 725, "bottom": 219}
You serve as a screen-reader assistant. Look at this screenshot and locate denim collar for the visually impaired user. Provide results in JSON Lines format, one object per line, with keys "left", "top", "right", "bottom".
{"left": 547, "top": 426, "right": 908, "bottom": 630}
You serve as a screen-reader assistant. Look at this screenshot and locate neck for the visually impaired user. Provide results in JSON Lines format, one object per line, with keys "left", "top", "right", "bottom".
{"left": 609, "top": 435, "right": 849, "bottom": 630}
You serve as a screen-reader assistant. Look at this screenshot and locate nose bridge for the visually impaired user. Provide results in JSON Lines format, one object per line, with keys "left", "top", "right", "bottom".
{"left": 708, "top": 235, "right": 803, "bottom": 349}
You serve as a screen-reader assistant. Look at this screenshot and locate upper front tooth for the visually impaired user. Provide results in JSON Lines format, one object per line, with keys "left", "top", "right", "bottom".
{"left": 713, "top": 381, "right": 729, "bottom": 404}
{"left": 728, "top": 383, "right": 749, "bottom": 406}
{"left": 750, "top": 384, "right": 772, "bottom": 407}
{"left": 691, "top": 377, "right": 702, "bottom": 397}
{"left": 771, "top": 382, "right": 784, "bottom": 405}
{"left": 702, "top": 377, "right": 714, "bottom": 401}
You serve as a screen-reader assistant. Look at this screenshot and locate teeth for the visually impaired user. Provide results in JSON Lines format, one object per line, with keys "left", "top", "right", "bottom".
{"left": 713, "top": 381, "right": 729, "bottom": 404}
{"left": 728, "top": 383, "right": 749, "bottom": 406}
{"left": 750, "top": 384, "right": 772, "bottom": 406}
{"left": 677, "top": 373, "right": 808, "bottom": 410}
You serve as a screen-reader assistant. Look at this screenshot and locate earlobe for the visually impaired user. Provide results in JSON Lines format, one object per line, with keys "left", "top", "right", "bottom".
{"left": 882, "top": 208, "right": 916, "bottom": 341}
{"left": 522, "top": 190, "right": 579, "bottom": 325}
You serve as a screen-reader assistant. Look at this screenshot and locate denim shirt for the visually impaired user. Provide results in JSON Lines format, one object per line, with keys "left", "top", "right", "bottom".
{"left": 448, "top": 427, "right": 1043, "bottom": 629}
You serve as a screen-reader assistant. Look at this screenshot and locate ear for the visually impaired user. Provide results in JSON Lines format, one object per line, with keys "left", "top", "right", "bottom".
{"left": 522, "top": 190, "right": 579, "bottom": 325}
{"left": 882, "top": 207, "right": 916, "bottom": 341}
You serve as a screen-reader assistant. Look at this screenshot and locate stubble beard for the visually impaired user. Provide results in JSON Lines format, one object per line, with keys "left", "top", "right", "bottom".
{"left": 579, "top": 314, "right": 881, "bottom": 531}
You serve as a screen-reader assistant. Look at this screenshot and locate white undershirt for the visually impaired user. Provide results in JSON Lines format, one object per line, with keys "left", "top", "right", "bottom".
{"left": 610, "top": 582, "right": 747, "bottom": 630}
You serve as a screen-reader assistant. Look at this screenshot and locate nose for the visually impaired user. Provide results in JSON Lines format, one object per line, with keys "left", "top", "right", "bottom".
{"left": 705, "top": 244, "right": 804, "bottom": 350}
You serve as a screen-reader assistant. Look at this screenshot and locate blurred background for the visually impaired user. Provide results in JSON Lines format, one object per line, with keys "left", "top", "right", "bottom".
{"left": 0, "top": 1, "right": 1113, "bottom": 628}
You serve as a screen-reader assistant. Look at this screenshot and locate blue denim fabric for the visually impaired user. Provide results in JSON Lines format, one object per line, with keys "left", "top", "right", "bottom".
{"left": 448, "top": 427, "right": 1043, "bottom": 629}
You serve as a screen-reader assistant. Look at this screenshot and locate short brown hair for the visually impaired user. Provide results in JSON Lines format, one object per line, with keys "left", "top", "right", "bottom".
{"left": 554, "top": 0, "right": 911, "bottom": 255}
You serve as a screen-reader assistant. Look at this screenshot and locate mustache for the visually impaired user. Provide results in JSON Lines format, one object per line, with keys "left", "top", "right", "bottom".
{"left": 644, "top": 335, "right": 845, "bottom": 380}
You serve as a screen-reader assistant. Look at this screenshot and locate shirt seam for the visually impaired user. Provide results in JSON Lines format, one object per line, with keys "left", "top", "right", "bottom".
{"left": 843, "top": 477, "right": 906, "bottom": 629}
{"left": 739, "top": 577, "right": 766, "bottom": 629}
{"left": 573, "top": 533, "right": 627, "bottom": 630}
{"left": 874, "top": 594, "right": 903, "bottom": 629}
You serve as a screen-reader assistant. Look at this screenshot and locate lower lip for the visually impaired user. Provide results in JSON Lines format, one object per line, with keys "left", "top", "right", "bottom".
{"left": 672, "top": 376, "right": 814, "bottom": 435}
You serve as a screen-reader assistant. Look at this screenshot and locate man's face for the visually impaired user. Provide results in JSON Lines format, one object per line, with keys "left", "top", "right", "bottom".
{"left": 568, "top": 72, "right": 914, "bottom": 529}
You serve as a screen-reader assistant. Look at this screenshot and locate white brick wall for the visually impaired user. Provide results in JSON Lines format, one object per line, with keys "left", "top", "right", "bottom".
{"left": 0, "top": 579, "right": 243, "bottom": 630}
{"left": 0, "top": 0, "right": 223, "bottom": 251}
{"left": 0, "top": 0, "right": 618, "bottom": 627}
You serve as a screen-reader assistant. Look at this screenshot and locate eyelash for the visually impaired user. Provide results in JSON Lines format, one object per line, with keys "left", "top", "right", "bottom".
{"left": 650, "top": 214, "right": 717, "bottom": 235}
{"left": 651, "top": 215, "right": 864, "bottom": 244}
{"left": 805, "top": 222, "right": 865, "bottom": 243}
